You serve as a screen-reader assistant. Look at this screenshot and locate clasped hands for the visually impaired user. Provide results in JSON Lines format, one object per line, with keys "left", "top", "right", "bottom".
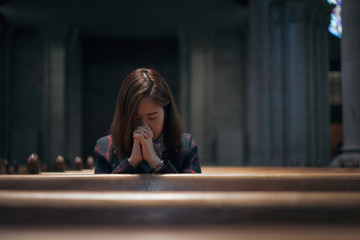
{"left": 128, "top": 126, "right": 161, "bottom": 169}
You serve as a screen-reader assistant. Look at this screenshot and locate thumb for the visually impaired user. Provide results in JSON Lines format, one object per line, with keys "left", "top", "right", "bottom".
{"left": 134, "top": 134, "right": 146, "bottom": 144}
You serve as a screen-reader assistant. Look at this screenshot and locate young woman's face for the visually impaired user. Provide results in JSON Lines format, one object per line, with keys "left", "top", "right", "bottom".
{"left": 136, "top": 97, "right": 165, "bottom": 141}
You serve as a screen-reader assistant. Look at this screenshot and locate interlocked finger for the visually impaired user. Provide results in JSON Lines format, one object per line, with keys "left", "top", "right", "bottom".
{"left": 134, "top": 126, "right": 153, "bottom": 139}
{"left": 143, "top": 126, "right": 154, "bottom": 139}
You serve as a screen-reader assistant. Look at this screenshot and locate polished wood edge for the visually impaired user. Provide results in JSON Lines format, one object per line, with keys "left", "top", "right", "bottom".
{"left": 0, "top": 224, "right": 360, "bottom": 240}
{"left": 1, "top": 191, "right": 360, "bottom": 208}
{"left": 2, "top": 172, "right": 360, "bottom": 179}
{"left": 1, "top": 224, "right": 360, "bottom": 240}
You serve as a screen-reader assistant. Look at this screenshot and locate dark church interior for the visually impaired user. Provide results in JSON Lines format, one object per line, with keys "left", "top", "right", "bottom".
{"left": 1, "top": 0, "right": 360, "bottom": 239}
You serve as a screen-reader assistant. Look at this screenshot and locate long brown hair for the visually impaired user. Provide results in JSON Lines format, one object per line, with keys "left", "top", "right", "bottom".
{"left": 110, "top": 68, "right": 183, "bottom": 160}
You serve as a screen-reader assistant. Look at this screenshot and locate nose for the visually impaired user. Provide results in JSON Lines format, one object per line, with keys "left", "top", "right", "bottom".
{"left": 142, "top": 120, "right": 149, "bottom": 128}
{"left": 135, "top": 117, "right": 150, "bottom": 130}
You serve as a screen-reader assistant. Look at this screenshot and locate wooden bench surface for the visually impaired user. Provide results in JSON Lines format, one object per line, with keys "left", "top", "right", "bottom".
{"left": 1, "top": 170, "right": 360, "bottom": 191}
{"left": 13, "top": 166, "right": 360, "bottom": 175}
{"left": 202, "top": 166, "right": 360, "bottom": 174}
{"left": 2, "top": 190, "right": 360, "bottom": 207}
{"left": 1, "top": 225, "right": 360, "bottom": 240}
{"left": 1, "top": 190, "right": 360, "bottom": 225}
{"left": 38, "top": 167, "right": 360, "bottom": 175}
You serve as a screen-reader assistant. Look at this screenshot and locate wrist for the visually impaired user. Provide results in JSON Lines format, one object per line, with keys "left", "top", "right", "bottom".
{"left": 148, "top": 155, "right": 161, "bottom": 169}
{"left": 151, "top": 159, "right": 165, "bottom": 174}
{"left": 128, "top": 156, "right": 140, "bottom": 168}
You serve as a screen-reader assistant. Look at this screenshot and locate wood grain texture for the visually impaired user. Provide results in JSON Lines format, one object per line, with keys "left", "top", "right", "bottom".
{"left": 1, "top": 225, "right": 360, "bottom": 240}
{"left": 1, "top": 169, "right": 360, "bottom": 191}
{"left": 1, "top": 191, "right": 360, "bottom": 225}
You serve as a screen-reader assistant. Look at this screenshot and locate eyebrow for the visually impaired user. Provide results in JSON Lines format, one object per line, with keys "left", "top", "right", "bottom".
{"left": 146, "top": 111, "right": 159, "bottom": 116}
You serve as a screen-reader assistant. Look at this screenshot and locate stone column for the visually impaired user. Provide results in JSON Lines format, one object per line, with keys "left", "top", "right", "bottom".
{"left": 178, "top": 27, "right": 214, "bottom": 165}
{"left": 247, "top": 0, "right": 271, "bottom": 166}
{"left": 307, "top": 6, "right": 317, "bottom": 166}
{"left": 316, "top": 4, "right": 332, "bottom": 166}
{"left": 178, "top": 27, "right": 191, "bottom": 131}
{"left": 266, "top": 0, "right": 330, "bottom": 166}
{"left": 65, "top": 27, "right": 83, "bottom": 163}
{"left": 43, "top": 27, "right": 68, "bottom": 170}
{"left": 269, "top": 1, "right": 285, "bottom": 165}
{"left": 331, "top": 0, "right": 360, "bottom": 167}
{"left": 284, "top": 0, "right": 310, "bottom": 166}
{"left": 0, "top": 21, "right": 13, "bottom": 159}
{"left": 212, "top": 27, "right": 247, "bottom": 166}
{"left": 0, "top": 20, "right": 2, "bottom": 157}
{"left": 0, "top": 17, "right": 5, "bottom": 157}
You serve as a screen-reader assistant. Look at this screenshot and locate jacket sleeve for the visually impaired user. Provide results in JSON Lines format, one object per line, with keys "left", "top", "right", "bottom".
{"left": 94, "top": 137, "right": 137, "bottom": 174}
{"left": 180, "top": 134, "right": 202, "bottom": 173}
{"left": 157, "top": 160, "right": 178, "bottom": 173}
{"left": 110, "top": 157, "right": 137, "bottom": 174}
{"left": 156, "top": 134, "right": 202, "bottom": 174}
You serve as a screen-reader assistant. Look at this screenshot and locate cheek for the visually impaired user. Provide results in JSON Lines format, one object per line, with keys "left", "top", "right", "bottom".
{"left": 155, "top": 118, "right": 164, "bottom": 131}
{"left": 151, "top": 117, "right": 164, "bottom": 135}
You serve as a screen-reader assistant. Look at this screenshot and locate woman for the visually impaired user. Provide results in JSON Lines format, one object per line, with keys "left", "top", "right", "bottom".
{"left": 94, "top": 68, "right": 201, "bottom": 174}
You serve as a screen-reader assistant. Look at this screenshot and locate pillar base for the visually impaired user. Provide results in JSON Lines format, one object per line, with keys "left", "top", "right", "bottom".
{"left": 330, "top": 152, "right": 360, "bottom": 168}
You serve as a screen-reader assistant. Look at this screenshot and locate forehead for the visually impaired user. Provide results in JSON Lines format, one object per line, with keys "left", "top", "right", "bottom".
{"left": 137, "top": 97, "right": 162, "bottom": 115}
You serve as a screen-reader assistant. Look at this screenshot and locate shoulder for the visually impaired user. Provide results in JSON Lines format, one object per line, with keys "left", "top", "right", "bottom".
{"left": 94, "top": 135, "right": 114, "bottom": 158}
{"left": 180, "top": 133, "right": 197, "bottom": 149}
{"left": 95, "top": 135, "right": 112, "bottom": 147}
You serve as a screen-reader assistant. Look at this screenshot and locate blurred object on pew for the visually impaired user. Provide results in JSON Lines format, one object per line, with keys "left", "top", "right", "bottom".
{"left": 339, "top": 159, "right": 345, "bottom": 167}
{"left": 7, "top": 165, "right": 14, "bottom": 174}
{"left": 4, "top": 159, "right": 10, "bottom": 174}
{"left": 352, "top": 160, "right": 359, "bottom": 168}
{"left": 18, "top": 165, "right": 29, "bottom": 174}
{"left": 86, "top": 156, "right": 95, "bottom": 169}
{"left": 13, "top": 160, "right": 19, "bottom": 174}
{"left": 0, "top": 157, "right": 5, "bottom": 174}
{"left": 332, "top": 153, "right": 360, "bottom": 168}
{"left": 55, "top": 155, "right": 66, "bottom": 172}
{"left": 18, "top": 165, "right": 45, "bottom": 174}
{"left": 74, "top": 156, "right": 83, "bottom": 170}
{"left": 27, "top": 153, "right": 41, "bottom": 174}
{"left": 42, "top": 163, "right": 48, "bottom": 172}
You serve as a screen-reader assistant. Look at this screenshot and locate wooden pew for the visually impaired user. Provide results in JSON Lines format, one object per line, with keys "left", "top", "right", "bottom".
{"left": 2, "top": 168, "right": 360, "bottom": 238}
{"left": 0, "top": 224, "right": 360, "bottom": 240}
{"left": 1, "top": 190, "right": 360, "bottom": 225}
{"left": 1, "top": 224, "right": 360, "bottom": 240}
{"left": 1, "top": 170, "right": 360, "bottom": 191}
{"left": 202, "top": 166, "right": 360, "bottom": 174}
{"left": 42, "top": 169, "right": 94, "bottom": 175}
{"left": 13, "top": 166, "right": 360, "bottom": 175}
{"left": 39, "top": 166, "right": 360, "bottom": 175}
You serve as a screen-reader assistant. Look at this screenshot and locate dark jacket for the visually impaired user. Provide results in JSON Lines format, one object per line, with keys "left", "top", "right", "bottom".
{"left": 94, "top": 133, "right": 201, "bottom": 174}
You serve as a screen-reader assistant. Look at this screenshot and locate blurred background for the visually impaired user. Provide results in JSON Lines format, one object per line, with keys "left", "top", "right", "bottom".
{"left": 0, "top": 0, "right": 345, "bottom": 168}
